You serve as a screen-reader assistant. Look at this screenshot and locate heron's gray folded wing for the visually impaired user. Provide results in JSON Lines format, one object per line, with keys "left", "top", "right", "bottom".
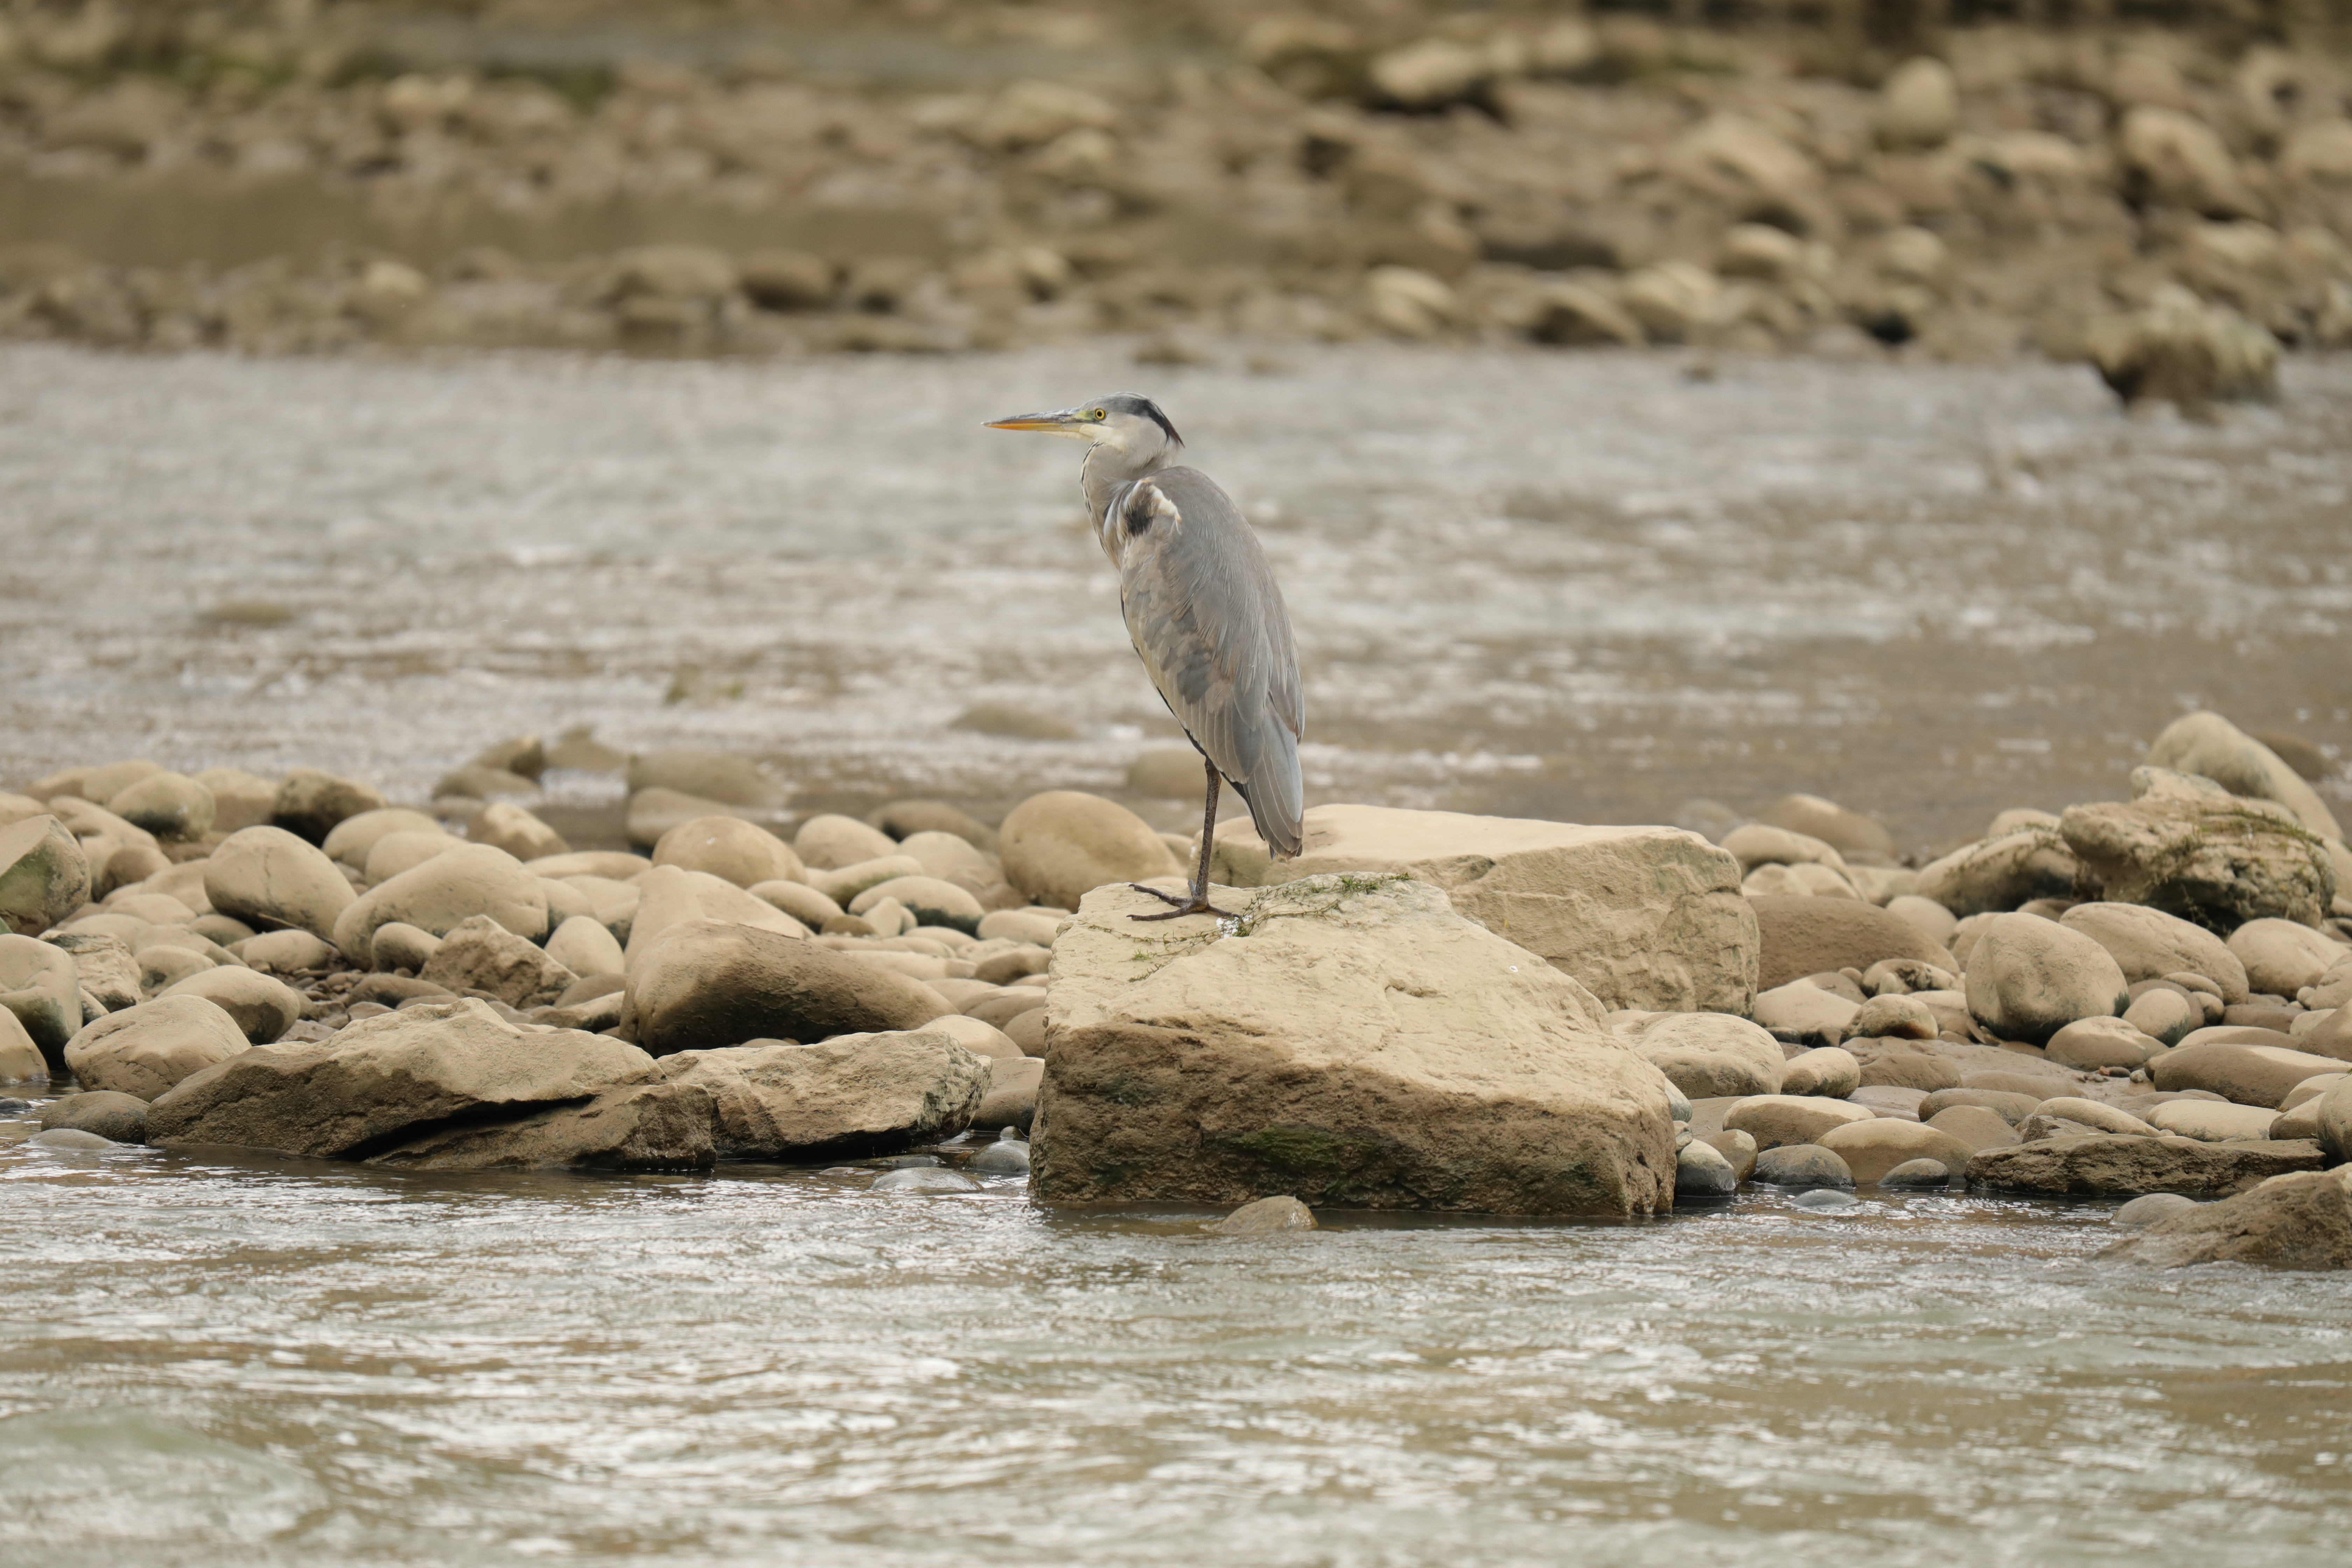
{"left": 1113, "top": 470, "right": 1304, "bottom": 855}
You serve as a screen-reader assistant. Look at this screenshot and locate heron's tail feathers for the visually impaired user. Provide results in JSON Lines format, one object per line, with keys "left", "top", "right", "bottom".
{"left": 1232, "top": 727, "right": 1304, "bottom": 860}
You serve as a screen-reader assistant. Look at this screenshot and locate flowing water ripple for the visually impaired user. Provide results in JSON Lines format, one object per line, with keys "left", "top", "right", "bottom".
{"left": 1, "top": 1129, "right": 2348, "bottom": 1566}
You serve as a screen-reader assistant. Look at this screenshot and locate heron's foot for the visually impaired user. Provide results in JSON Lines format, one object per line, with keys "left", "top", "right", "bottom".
{"left": 1126, "top": 884, "right": 1237, "bottom": 922}
{"left": 1129, "top": 903, "right": 1242, "bottom": 926}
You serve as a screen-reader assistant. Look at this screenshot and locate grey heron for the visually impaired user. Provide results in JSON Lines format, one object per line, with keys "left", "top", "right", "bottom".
{"left": 986, "top": 393, "right": 1302, "bottom": 919}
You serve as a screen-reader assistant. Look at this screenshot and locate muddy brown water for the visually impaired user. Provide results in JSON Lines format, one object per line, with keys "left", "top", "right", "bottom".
{"left": 1, "top": 341, "right": 2346, "bottom": 850}
{"left": 4, "top": 340, "right": 2352, "bottom": 1561}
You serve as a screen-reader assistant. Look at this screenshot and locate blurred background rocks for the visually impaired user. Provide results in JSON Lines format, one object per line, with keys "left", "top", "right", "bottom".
{"left": 0, "top": 0, "right": 2347, "bottom": 390}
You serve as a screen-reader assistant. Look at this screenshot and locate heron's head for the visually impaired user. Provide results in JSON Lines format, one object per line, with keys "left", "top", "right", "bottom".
{"left": 985, "top": 392, "right": 1182, "bottom": 463}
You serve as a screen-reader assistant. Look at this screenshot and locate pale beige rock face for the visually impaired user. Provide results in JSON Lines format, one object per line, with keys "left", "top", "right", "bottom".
{"left": 1967, "top": 1133, "right": 2326, "bottom": 1197}
{"left": 333, "top": 844, "right": 548, "bottom": 963}
{"left": 2058, "top": 902, "right": 2250, "bottom": 1000}
{"left": 1722, "top": 1094, "right": 1876, "bottom": 1149}
{"left": 1615, "top": 1011, "right": 1784, "bottom": 1099}
{"left": 2318, "top": 1077, "right": 2352, "bottom": 1161}
{"left": 63, "top": 994, "right": 250, "bottom": 1099}
{"left": 204, "top": 826, "right": 355, "bottom": 943}
{"left": 1002, "top": 791, "right": 1183, "bottom": 912}
{"left": 1035, "top": 875, "right": 1677, "bottom": 1216}
{"left": 192, "top": 768, "right": 279, "bottom": 834}
{"left": 657, "top": 1031, "right": 990, "bottom": 1159}
{"left": 1815, "top": 1119, "right": 1977, "bottom": 1183}
{"left": 1210, "top": 804, "right": 1756, "bottom": 1014}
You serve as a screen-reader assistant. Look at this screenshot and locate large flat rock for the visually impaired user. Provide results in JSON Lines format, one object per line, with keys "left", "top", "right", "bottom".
{"left": 1032, "top": 874, "right": 1679, "bottom": 1217}
{"left": 1207, "top": 804, "right": 1756, "bottom": 1013}
{"left": 1964, "top": 1134, "right": 2327, "bottom": 1197}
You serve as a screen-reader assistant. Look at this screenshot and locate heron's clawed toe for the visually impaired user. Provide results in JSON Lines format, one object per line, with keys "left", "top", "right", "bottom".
{"left": 1126, "top": 881, "right": 1190, "bottom": 907}
{"left": 1129, "top": 899, "right": 1237, "bottom": 922}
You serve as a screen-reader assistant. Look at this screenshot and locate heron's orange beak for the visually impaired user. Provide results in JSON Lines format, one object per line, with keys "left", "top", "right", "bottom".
{"left": 985, "top": 408, "right": 1090, "bottom": 436}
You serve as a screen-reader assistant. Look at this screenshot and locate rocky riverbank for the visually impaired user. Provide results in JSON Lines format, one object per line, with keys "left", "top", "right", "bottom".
{"left": 1, "top": 7, "right": 2348, "bottom": 406}
{"left": 4, "top": 704, "right": 2350, "bottom": 1261}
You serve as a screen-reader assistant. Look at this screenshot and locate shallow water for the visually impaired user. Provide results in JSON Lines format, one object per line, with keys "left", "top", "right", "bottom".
{"left": 2, "top": 341, "right": 2347, "bottom": 848}
{"left": 4, "top": 1118, "right": 2350, "bottom": 1567}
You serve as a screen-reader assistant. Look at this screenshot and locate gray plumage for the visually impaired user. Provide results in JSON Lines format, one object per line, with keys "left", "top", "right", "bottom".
{"left": 987, "top": 392, "right": 1304, "bottom": 917}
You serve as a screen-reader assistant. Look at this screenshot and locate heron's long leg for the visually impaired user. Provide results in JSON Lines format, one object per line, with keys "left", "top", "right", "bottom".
{"left": 1130, "top": 757, "right": 1237, "bottom": 920}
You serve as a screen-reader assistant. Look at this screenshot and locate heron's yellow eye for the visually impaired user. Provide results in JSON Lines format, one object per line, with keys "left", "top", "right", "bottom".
{"left": 1091, "top": 407, "right": 1107, "bottom": 420}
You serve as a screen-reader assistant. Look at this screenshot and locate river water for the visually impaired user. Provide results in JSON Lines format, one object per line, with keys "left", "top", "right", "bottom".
{"left": 4, "top": 1132, "right": 2350, "bottom": 1567}
{"left": 4, "top": 342, "right": 2352, "bottom": 1561}
{"left": 2, "top": 342, "right": 2347, "bottom": 849}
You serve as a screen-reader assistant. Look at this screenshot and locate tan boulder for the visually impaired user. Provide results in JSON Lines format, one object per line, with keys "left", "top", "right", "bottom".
{"left": 1926, "top": 1104, "right": 2021, "bottom": 1151}
{"left": 793, "top": 814, "right": 902, "bottom": 872}
{"left": 0, "top": 816, "right": 91, "bottom": 936}
{"left": 0, "top": 1007, "right": 44, "bottom": 1081}
{"left": 2029, "top": 1097, "right": 2159, "bottom": 1136}
{"left": 2062, "top": 769, "right": 2336, "bottom": 930}
{"left": 1966, "top": 1133, "right": 2325, "bottom": 1196}
{"left": 420, "top": 914, "right": 578, "bottom": 1008}
{"left": 2147, "top": 1100, "right": 2280, "bottom": 1143}
{"left": 1913, "top": 827, "right": 2090, "bottom": 918}
{"left": 656, "top": 1030, "right": 990, "bottom": 1159}
{"left": 192, "top": 768, "right": 279, "bottom": 833}
{"left": 653, "top": 815, "right": 803, "bottom": 889}
{"left": 1002, "top": 791, "right": 1182, "bottom": 912}
{"left": 2151, "top": 1041, "right": 2348, "bottom": 1107}
{"left": 204, "top": 826, "right": 355, "bottom": 942}
{"left": 1721, "top": 1093, "right": 1876, "bottom": 1150}
{"left": 364, "top": 830, "right": 466, "bottom": 884}
{"left": 368, "top": 1081, "right": 715, "bottom": 1172}
{"left": 1778, "top": 1046, "right": 1861, "bottom": 1097}
{"left": 469, "top": 801, "right": 569, "bottom": 862}
{"left": 623, "top": 918, "right": 952, "bottom": 1056}
{"left": 332, "top": 844, "right": 550, "bottom": 964}
{"left": 624, "top": 749, "right": 786, "bottom": 810}
{"left": 320, "top": 808, "right": 443, "bottom": 868}
{"left": 623, "top": 864, "right": 808, "bottom": 963}
{"left": 2101, "top": 1165, "right": 2352, "bottom": 1270}
{"left": 146, "top": 999, "right": 659, "bottom": 1157}
{"left": 1815, "top": 1119, "right": 1977, "bottom": 1184}
{"left": 270, "top": 768, "right": 388, "bottom": 845}
{"left": 2227, "top": 918, "right": 2345, "bottom": 998}
{"left": 1750, "top": 896, "right": 1955, "bottom": 991}
{"left": 1615, "top": 1010, "right": 1784, "bottom": 1099}
{"left": 1966, "top": 913, "right": 2129, "bottom": 1045}
{"left": 2145, "top": 711, "right": 2340, "bottom": 844}
{"left": 157, "top": 966, "right": 304, "bottom": 1043}
{"left": 1211, "top": 804, "right": 1756, "bottom": 1013}
{"left": 2058, "top": 902, "right": 2249, "bottom": 1000}
{"left": 806, "top": 855, "right": 928, "bottom": 908}
{"left": 62, "top": 994, "right": 250, "bottom": 1099}
{"left": 0, "top": 932, "right": 83, "bottom": 1062}
{"left": 107, "top": 772, "right": 215, "bottom": 842}
{"left": 1034, "top": 875, "right": 1676, "bottom": 1216}
{"left": 2044, "top": 1016, "right": 2164, "bottom": 1071}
